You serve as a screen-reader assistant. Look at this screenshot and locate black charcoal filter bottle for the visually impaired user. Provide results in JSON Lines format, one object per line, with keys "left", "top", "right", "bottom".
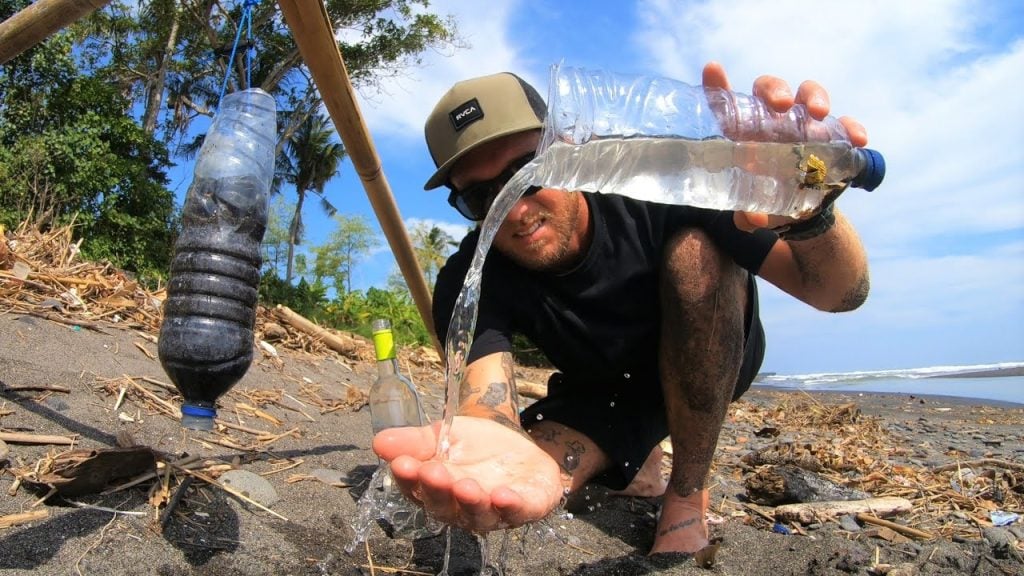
{"left": 158, "top": 89, "right": 276, "bottom": 430}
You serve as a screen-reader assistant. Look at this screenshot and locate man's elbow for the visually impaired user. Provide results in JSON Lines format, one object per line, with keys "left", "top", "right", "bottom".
{"left": 822, "top": 274, "right": 870, "bottom": 313}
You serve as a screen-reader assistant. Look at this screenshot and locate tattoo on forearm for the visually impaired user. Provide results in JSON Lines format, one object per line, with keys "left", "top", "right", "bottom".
{"left": 501, "top": 352, "right": 520, "bottom": 414}
{"left": 478, "top": 382, "right": 508, "bottom": 409}
{"left": 658, "top": 517, "right": 698, "bottom": 537}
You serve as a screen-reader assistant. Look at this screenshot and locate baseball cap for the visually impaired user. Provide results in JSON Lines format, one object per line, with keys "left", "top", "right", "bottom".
{"left": 423, "top": 72, "right": 546, "bottom": 190}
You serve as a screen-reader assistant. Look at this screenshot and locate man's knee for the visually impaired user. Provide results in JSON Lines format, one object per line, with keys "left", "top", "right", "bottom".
{"left": 661, "top": 228, "right": 745, "bottom": 305}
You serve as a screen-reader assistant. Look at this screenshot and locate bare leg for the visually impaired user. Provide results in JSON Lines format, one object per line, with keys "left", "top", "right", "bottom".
{"left": 527, "top": 421, "right": 611, "bottom": 493}
{"left": 652, "top": 229, "right": 747, "bottom": 554}
{"left": 608, "top": 442, "right": 668, "bottom": 497}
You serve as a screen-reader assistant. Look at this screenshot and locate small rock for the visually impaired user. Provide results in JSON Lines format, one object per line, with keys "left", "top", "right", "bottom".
{"left": 219, "top": 469, "right": 279, "bottom": 508}
{"left": 838, "top": 514, "right": 861, "bottom": 532}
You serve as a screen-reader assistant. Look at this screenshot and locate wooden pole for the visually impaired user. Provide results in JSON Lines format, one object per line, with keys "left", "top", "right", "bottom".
{"left": 0, "top": 0, "right": 112, "bottom": 65}
{"left": 276, "top": 0, "right": 442, "bottom": 358}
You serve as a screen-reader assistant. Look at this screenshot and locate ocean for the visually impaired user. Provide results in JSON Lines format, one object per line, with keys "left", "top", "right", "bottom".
{"left": 754, "top": 362, "right": 1024, "bottom": 406}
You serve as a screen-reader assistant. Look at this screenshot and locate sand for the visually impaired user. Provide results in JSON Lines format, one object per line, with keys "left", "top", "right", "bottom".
{"left": 1, "top": 312, "right": 1022, "bottom": 575}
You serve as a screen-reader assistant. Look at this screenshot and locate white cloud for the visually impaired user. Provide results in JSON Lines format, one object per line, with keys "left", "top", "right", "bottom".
{"left": 633, "top": 1, "right": 1024, "bottom": 244}
{"left": 632, "top": 0, "right": 1024, "bottom": 371}
{"left": 349, "top": 0, "right": 530, "bottom": 139}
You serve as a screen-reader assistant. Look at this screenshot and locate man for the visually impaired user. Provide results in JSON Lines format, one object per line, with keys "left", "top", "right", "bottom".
{"left": 374, "top": 62, "right": 870, "bottom": 554}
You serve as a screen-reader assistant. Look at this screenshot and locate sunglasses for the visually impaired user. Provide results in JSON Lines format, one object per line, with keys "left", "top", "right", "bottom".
{"left": 447, "top": 153, "right": 539, "bottom": 221}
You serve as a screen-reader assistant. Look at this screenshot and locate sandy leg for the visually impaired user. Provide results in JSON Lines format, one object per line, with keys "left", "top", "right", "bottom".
{"left": 650, "top": 488, "right": 709, "bottom": 554}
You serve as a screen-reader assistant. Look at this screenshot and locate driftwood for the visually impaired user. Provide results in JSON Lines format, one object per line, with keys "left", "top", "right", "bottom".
{"left": 273, "top": 305, "right": 361, "bottom": 357}
{"left": 774, "top": 496, "right": 913, "bottom": 524}
{"left": 0, "top": 432, "right": 76, "bottom": 445}
{"left": 0, "top": 509, "right": 49, "bottom": 529}
{"left": 0, "top": 384, "right": 71, "bottom": 394}
{"left": 932, "top": 459, "right": 1024, "bottom": 473}
{"left": 857, "top": 513, "right": 935, "bottom": 540}
{"left": 745, "top": 464, "right": 870, "bottom": 505}
{"left": 20, "top": 446, "right": 156, "bottom": 497}
{"left": 516, "top": 379, "right": 547, "bottom": 400}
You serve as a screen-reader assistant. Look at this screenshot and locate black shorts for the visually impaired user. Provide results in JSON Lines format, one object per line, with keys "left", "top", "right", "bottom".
{"left": 520, "top": 273, "right": 765, "bottom": 490}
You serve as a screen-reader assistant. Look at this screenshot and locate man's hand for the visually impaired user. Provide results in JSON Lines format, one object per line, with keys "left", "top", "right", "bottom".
{"left": 701, "top": 61, "right": 868, "bottom": 233}
{"left": 373, "top": 416, "right": 563, "bottom": 533}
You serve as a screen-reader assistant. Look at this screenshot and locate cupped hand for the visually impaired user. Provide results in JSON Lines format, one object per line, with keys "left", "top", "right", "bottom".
{"left": 372, "top": 416, "right": 564, "bottom": 533}
{"left": 702, "top": 61, "right": 868, "bottom": 232}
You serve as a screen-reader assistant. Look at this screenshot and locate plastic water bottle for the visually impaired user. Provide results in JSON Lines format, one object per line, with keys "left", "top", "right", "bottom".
{"left": 526, "top": 64, "right": 885, "bottom": 217}
{"left": 158, "top": 88, "right": 277, "bottom": 431}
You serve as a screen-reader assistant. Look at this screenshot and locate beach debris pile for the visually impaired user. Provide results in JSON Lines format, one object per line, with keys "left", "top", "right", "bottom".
{"left": 719, "top": 395, "right": 1024, "bottom": 547}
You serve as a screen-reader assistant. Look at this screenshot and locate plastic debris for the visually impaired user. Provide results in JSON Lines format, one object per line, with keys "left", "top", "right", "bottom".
{"left": 990, "top": 510, "right": 1020, "bottom": 527}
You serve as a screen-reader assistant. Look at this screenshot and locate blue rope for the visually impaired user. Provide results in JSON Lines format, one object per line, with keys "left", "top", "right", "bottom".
{"left": 216, "top": 0, "right": 258, "bottom": 107}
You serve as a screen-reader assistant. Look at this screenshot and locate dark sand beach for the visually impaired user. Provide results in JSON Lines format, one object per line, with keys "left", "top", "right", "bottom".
{"left": 1, "top": 310, "right": 1023, "bottom": 575}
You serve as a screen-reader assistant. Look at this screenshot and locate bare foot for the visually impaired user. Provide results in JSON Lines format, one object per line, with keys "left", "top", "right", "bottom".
{"left": 650, "top": 488, "right": 709, "bottom": 555}
{"left": 609, "top": 443, "right": 668, "bottom": 497}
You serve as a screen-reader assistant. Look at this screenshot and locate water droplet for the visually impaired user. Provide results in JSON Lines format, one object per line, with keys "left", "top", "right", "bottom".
{"left": 535, "top": 413, "right": 544, "bottom": 421}
{"left": 624, "top": 461, "right": 630, "bottom": 467}
{"left": 609, "top": 401, "right": 616, "bottom": 407}
{"left": 584, "top": 495, "right": 590, "bottom": 501}
{"left": 623, "top": 373, "right": 631, "bottom": 379}
{"left": 587, "top": 506, "right": 594, "bottom": 512}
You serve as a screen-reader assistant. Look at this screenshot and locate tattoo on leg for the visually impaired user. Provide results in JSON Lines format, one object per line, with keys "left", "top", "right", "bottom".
{"left": 530, "top": 426, "right": 561, "bottom": 444}
{"left": 658, "top": 517, "right": 698, "bottom": 537}
{"left": 563, "top": 440, "right": 585, "bottom": 473}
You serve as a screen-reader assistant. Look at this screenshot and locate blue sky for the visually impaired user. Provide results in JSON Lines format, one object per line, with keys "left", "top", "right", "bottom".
{"left": 169, "top": 0, "right": 1024, "bottom": 375}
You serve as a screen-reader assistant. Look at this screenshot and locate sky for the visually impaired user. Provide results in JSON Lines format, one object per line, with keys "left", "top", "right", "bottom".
{"left": 169, "top": 0, "right": 1024, "bottom": 375}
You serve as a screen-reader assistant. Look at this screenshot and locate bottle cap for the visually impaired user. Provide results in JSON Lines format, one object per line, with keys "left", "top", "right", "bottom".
{"left": 181, "top": 404, "right": 217, "bottom": 430}
{"left": 852, "top": 148, "right": 885, "bottom": 191}
{"left": 372, "top": 319, "right": 396, "bottom": 361}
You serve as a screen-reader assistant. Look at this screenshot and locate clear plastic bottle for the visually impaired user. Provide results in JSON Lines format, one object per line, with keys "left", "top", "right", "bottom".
{"left": 527, "top": 64, "right": 885, "bottom": 217}
{"left": 158, "top": 88, "right": 277, "bottom": 430}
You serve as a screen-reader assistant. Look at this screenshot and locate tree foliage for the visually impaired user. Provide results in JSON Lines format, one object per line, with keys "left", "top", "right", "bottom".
{"left": 310, "top": 213, "right": 380, "bottom": 295}
{"left": 277, "top": 112, "right": 346, "bottom": 283}
{"left": 0, "top": 0, "right": 459, "bottom": 343}
{"left": 0, "top": 9, "right": 176, "bottom": 282}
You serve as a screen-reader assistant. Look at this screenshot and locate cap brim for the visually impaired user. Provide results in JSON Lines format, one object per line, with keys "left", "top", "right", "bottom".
{"left": 423, "top": 123, "right": 542, "bottom": 190}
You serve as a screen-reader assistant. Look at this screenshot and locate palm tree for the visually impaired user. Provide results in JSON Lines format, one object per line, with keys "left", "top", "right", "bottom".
{"left": 412, "top": 223, "right": 456, "bottom": 288}
{"left": 277, "top": 110, "right": 346, "bottom": 284}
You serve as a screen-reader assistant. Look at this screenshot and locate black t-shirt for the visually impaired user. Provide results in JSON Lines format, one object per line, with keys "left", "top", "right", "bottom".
{"left": 432, "top": 192, "right": 778, "bottom": 386}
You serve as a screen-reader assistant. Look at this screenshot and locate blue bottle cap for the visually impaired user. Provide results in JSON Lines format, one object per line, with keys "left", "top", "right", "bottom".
{"left": 852, "top": 148, "right": 885, "bottom": 191}
{"left": 181, "top": 404, "right": 217, "bottom": 431}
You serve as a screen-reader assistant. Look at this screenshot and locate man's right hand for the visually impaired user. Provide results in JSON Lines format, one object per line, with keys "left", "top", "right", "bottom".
{"left": 373, "top": 416, "right": 564, "bottom": 533}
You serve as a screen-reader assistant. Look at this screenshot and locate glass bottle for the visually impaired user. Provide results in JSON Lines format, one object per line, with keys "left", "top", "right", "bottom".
{"left": 369, "top": 318, "right": 426, "bottom": 432}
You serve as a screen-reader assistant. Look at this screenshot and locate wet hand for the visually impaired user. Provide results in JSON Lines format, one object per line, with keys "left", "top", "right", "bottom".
{"left": 372, "top": 416, "right": 563, "bottom": 533}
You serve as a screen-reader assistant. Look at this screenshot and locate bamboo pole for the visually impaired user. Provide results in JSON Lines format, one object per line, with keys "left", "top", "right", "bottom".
{"left": 276, "top": 0, "right": 442, "bottom": 358}
{"left": 0, "top": 0, "right": 112, "bottom": 65}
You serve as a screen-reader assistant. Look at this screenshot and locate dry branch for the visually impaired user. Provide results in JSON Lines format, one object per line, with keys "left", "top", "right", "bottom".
{"left": 0, "top": 509, "right": 49, "bottom": 528}
{"left": 273, "top": 305, "right": 361, "bottom": 357}
{"left": 0, "top": 432, "right": 76, "bottom": 445}
{"left": 856, "top": 513, "right": 935, "bottom": 540}
{"left": 773, "top": 496, "right": 913, "bottom": 524}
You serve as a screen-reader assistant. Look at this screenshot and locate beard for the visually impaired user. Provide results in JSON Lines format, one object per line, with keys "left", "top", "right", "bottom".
{"left": 495, "top": 191, "right": 584, "bottom": 273}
